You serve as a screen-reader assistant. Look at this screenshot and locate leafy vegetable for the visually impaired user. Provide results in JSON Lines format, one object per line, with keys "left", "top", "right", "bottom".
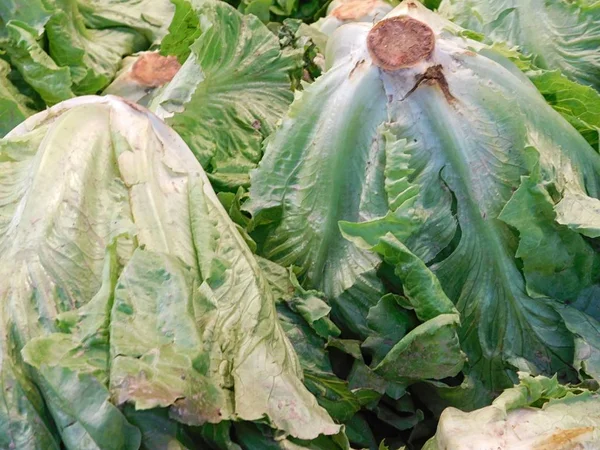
{"left": 152, "top": 0, "right": 299, "bottom": 190}
{"left": 0, "top": 0, "right": 174, "bottom": 104}
{"left": 159, "top": 0, "right": 203, "bottom": 64}
{"left": 247, "top": 0, "right": 600, "bottom": 410}
{"left": 0, "top": 58, "right": 36, "bottom": 136}
{"left": 103, "top": 51, "right": 181, "bottom": 106}
{"left": 438, "top": 0, "right": 600, "bottom": 90}
{"left": 4, "top": 0, "right": 600, "bottom": 447}
{"left": 527, "top": 69, "right": 600, "bottom": 151}
{"left": 224, "top": 0, "right": 331, "bottom": 23}
{"left": 0, "top": 95, "right": 339, "bottom": 449}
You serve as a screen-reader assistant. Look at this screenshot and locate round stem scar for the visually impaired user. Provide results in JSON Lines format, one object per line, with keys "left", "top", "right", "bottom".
{"left": 367, "top": 16, "right": 435, "bottom": 71}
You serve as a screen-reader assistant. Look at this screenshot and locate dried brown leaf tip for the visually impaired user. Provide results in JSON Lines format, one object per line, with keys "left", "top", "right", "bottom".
{"left": 131, "top": 53, "right": 182, "bottom": 88}
{"left": 367, "top": 16, "right": 435, "bottom": 71}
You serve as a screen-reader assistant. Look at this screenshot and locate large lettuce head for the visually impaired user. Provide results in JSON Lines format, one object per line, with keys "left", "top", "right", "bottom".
{"left": 247, "top": 0, "right": 600, "bottom": 407}
{"left": 0, "top": 95, "right": 339, "bottom": 449}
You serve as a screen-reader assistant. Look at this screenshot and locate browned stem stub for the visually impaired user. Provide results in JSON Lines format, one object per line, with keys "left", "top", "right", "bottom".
{"left": 367, "top": 16, "right": 435, "bottom": 71}
{"left": 131, "top": 53, "right": 181, "bottom": 88}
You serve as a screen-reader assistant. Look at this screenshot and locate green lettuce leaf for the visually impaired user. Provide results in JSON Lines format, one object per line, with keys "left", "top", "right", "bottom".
{"left": 151, "top": 0, "right": 298, "bottom": 190}
{"left": 477, "top": 44, "right": 600, "bottom": 152}
{"left": 248, "top": 0, "right": 600, "bottom": 404}
{"left": 159, "top": 0, "right": 202, "bottom": 64}
{"left": 227, "top": 0, "right": 330, "bottom": 22}
{"left": 341, "top": 234, "right": 465, "bottom": 382}
{"left": 78, "top": 0, "right": 175, "bottom": 44}
{"left": 1, "top": 95, "right": 340, "bottom": 448}
{"left": 43, "top": 0, "right": 147, "bottom": 96}
{"left": 526, "top": 69, "right": 600, "bottom": 151}
{"left": 2, "top": 20, "right": 74, "bottom": 104}
{"left": 0, "top": 0, "right": 51, "bottom": 36}
{"left": 438, "top": 0, "right": 600, "bottom": 90}
{"left": 245, "top": 28, "right": 390, "bottom": 337}
{"left": 0, "top": 59, "right": 36, "bottom": 137}
{"left": 1, "top": 0, "right": 173, "bottom": 104}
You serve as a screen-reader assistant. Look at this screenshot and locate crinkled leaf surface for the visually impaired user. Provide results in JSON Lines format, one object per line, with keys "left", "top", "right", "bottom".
{"left": 43, "top": 0, "right": 148, "bottom": 96}
{"left": 3, "top": 20, "right": 75, "bottom": 104}
{"left": 158, "top": 0, "right": 202, "bottom": 64}
{"left": 438, "top": 0, "right": 600, "bottom": 90}
{"left": 526, "top": 69, "right": 600, "bottom": 151}
{"left": 342, "top": 234, "right": 465, "bottom": 382}
{"left": 426, "top": 373, "right": 600, "bottom": 449}
{"left": 1, "top": 0, "right": 170, "bottom": 104}
{"left": 78, "top": 0, "right": 175, "bottom": 44}
{"left": 245, "top": 26, "right": 389, "bottom": 336}
{"left": 0, "top": 0, "right": 51, "bottom": 36}
{"left": 1, "top": 95, "right": 339, "bottom": 449}
{"left": 151, "top": 0, "right": 298, "bottom": 190}
{"left": 249, "top": 1, "right": 600, "bottom": 404}
{"left": 0, "top": 97, "right": 140, "bottom": 449}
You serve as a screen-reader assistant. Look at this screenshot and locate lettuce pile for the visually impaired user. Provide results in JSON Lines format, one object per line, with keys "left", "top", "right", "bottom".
{"left": 3, "top": 0, "right": 600, "bottom": 449}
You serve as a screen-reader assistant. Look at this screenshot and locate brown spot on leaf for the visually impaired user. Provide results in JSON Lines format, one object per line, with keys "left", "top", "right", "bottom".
{"left": 251, "top": 120, "right": 261, "bottom": 130}
{"left": 367, "top": 16, "right": 435, "bottom": 71}
{"left": 402, "top": 65, "right": 455, "bottom": 103}
{"left": 349, "top": 59, "right": 366, "bottom": 78}
{"left": 534, "top": 427, "right": 594, "bottom": 450}
{"left": 131, "top": 52, "right": 181, "bottom": 88}
{"left": 331, "top": 0, "right": 380, "bottom": 20}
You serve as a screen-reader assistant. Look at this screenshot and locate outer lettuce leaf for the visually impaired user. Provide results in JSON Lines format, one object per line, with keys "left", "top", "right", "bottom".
{"left": 0, "top": 95, "right": 339, "bottom": 448}
{"left": 0, "top": 59, "right": 36, "bottom": 137}
{"left": 232, "top": 422, "right": 350, "bottom": 450}
{"left": 78, "top": 0, "right": 175, "bottom": 44}
{"left": 2, "top": 20, "right": 75, "bottom": 104}
{"left": 478, "top": 44, "right": 600, "bottom": 151}
{"left": 258, "top": 257, "right": 362, "bottom": 425}
{"left": 43, "top": 0, "right": 148, "bottom": 96}
{"left": 425, "top": 373, "right": 600, "bottom": 449}
{"left": 249, "top": 0, "right": 600, "bottom": 404}
{"left": 158, "top": 0, "right": 203, "bottom": 64}
{"left": 0, "top": 98, "right": 139, "bottom": 449}
{"left": 245, "top": 23, "right": 389, "bottom": 337}
{"left": 438, "top": 0, "right": 600, "bottom": 90}
{"left": 553, "top": 304, "right": 600, "bottom": 382}
{"left": 497, "top": 148, "right": 600, "bottom": 301}
{"left": 151, "top": 0, "right": 298, "bottom": 190}
{"left": 123, "top": 407, "right": 200, "bottom": 450}
{"left": 0, "top": 0, "right": 51, "bottom": 36}
{"left": 527, "top": 69, "right": 600, "bottom": 151}
{"left": 1, "top": 0, "right": 172, "bottom": 104}
{"left": 228, "top": 0, "right": 330, "bottom": 23}
{"left": 341, "top": 234, "right": 465, "bottom": 382}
